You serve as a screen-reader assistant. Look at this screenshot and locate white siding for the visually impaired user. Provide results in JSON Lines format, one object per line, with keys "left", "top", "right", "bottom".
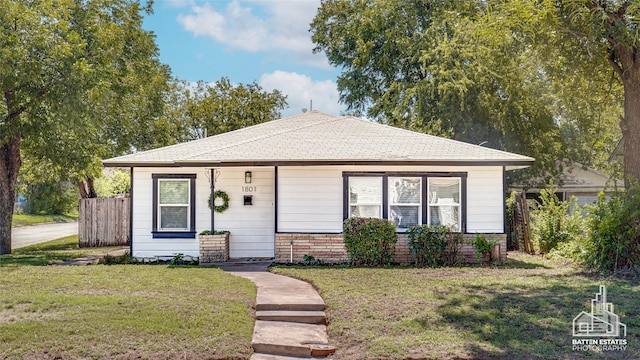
{"left": 277, "top": 167, "right": 344, "bottom": 233}
{"left": 131, "top": 164, "right": 505, "bottom": 257}
{"left": 465, "top": 167, "right": 505, "bottom": 233}
{"left": 277, "top": 165, "right": 505, "bottom": 234}
{"left": 131, "top": 167, "right": 212, "bottom": 258}
{"left": 213, "top": 167, "right": 275, "bottom": 258}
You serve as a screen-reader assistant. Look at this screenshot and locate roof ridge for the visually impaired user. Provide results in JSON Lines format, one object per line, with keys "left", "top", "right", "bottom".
{"left": 182, "top": 112, "right": 340, "bottom": 161}
{"left": 106, "top": 111, "right": 337, "bottom": 162}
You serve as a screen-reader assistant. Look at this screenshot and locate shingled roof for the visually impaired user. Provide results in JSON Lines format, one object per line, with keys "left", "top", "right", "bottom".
{"left": 103, "top": 111, "right": 534, "bottom": 168}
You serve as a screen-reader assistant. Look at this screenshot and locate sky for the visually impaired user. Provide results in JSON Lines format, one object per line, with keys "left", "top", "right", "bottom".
{"left": 144, "top": 0, "right": 345, "bottom": 117}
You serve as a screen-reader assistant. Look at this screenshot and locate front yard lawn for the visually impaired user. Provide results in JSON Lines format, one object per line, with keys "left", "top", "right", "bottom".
{"left": 0, "top": 239, "right": 256, "bottom": 360}
{"left": 272, "top": 254, "right": 640, "bottom": 360}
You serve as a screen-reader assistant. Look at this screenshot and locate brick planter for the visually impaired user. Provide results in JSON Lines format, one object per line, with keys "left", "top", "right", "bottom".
{"left": 199, "top": 232, "right": 230, "bottom": 263}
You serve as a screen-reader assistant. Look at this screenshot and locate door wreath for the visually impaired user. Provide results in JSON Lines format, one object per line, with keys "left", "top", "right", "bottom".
{"left": 208, "top": 190, "right": 230, "bottom": 213}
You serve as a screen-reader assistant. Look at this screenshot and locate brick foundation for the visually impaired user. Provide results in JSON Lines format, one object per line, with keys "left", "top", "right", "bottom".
{"left": 199, "top": 233, "right": 230, "bottom": 263}
{"left": 275, "top": 233, "right": 506, "bottom": 264}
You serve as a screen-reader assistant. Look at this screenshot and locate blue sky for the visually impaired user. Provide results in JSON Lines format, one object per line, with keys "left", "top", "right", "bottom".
{"left": 144, "top": 0, "right": 345, "bottom": 117}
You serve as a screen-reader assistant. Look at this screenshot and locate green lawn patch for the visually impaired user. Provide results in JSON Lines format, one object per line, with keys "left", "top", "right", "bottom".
{"left": 0, "top": 266, "right": 255, "bottom": 359}
{"left": 272, "top": 253, "right": 640, "bottom": 360}
{"left": 12, "top": 213, "right": 78, "bottom": 227}
{"left": 0, "top": 235, "right": 120, "bottom": 267}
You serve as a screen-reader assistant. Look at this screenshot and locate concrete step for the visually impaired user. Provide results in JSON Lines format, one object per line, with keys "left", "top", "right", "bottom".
{"left": 250, "top": 354, "right": 312, "bottom": 360}
{"left": 256, "top": 310, "right": 326, "bottom": 324}
{"left": 256, "top": 302, "right": 325, "bottom": 312}
{"left": 252, "top": 320, "right": 335, "bottom": 357}
{"left": 250, "top": 349, "right": 336, "bottom": 360}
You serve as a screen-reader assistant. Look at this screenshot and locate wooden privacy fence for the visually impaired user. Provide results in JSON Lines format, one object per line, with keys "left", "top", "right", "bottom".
{"left": 79, "top": 197, "right": 130, "bottom": 247}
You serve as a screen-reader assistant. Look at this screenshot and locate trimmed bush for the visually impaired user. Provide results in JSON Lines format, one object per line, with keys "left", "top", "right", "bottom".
{"left": 407, "top": 225, "right": 461, "bottom": 267}
{"left": 343, "top": 217, "right": 397, "bottom": 266}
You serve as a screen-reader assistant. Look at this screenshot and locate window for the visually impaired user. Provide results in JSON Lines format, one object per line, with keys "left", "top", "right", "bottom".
{"left": 349, "top": 177, "right": 382, "bottom": 218}
{"left": 152, "top": 174, "right": 196, "bottom": 238}
{"left": 159, "top": 180, "right": 190, "bottom": 230}
{"left": 428, "top": 178, "right": 461, "bottom": 231}
{"left": 388, "top": 177, "right": 421, "bottom": 229}
{"left": 344, "top": 172, "right": 466, "bottom": 232}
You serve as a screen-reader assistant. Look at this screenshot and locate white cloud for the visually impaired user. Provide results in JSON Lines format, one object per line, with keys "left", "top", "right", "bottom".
{"left": 176, "top": 0, "right": 330, "bottom": 68}
{"left": 259, "top": 70, "right": 344, "bottom": 117}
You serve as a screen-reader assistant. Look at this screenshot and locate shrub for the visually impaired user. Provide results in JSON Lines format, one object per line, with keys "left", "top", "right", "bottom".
{"left": 467, "top": 234, "right": 499, "bottom": 262}
{"left": 343, "top": 217, "right": 397, "bottom": 266}
{"left": 530, "top": 183, "right": 586, "bottom": 254}
{"left": 407, "top": 225, "right": 461, "bottom": 267}
{"left": 585, "top": 186, "right": 640, "bottom": 271}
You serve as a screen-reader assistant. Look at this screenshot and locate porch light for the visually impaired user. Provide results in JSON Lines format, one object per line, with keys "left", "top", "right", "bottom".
{"left": 245, "top": 171, "right": 252, "bottom": 183}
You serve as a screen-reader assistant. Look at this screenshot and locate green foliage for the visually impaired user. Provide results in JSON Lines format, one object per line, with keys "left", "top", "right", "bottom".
{"left": 95, "top": 169, "right": 130, "bottom": 197}
{"left": 23, "top": 181, "right": 78, "bottom": 215}
{"left": 407, "top": 225, "right": 461, "bottom": 267}
{"left": 199, "top": 230, "right": 229, "bottom": 236}
{"left": 467, "top": 234, "right": 499, "bottom": 262}
{"left": 529, "top": 183, "right": 586, "bottom": 254}
{"left": 302, "top": 254, "right": 324, "bottom": 266}
{"left": 311, "top": 0, "right": 573, "bottom": 185}
{"left": 208, "top": 190, "right": 230, "bottom": 213}
{"left": 164, "top": 78, "right": 288, "bottom": 142}
{"left": 1, "top": 0, "right": 172, "bottom": 253}
{"left": 585, "top": 186, "right": 640, "bottom": 272}
{"left": 343, "top": 217, "right": 397, "bottom": 266}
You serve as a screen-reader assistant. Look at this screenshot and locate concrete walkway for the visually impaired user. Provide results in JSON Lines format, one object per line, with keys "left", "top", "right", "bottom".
{"left": 223, "top": 263, "right": 336, "bottom": 359}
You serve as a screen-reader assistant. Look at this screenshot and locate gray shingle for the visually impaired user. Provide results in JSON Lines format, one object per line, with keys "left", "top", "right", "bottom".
{"left": 103, "top": 111, "right": 534, "bottom": 167}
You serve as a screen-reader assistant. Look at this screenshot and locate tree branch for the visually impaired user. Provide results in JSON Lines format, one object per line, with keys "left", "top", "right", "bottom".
{"left": 608, "top": 50, "right": 624, "bottom": 78}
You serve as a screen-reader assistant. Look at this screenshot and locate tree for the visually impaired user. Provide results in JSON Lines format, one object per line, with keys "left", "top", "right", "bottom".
{"left": 0, "top": 0, "right": 165, "bottom": 254}
{"left": 541, "top": 1, "right": 640, "bottom": 188}
{"left": 164, "top": 78, "right": 288, "bottom": 142}
{"left": 310, "top": 0, "right": 624, "bottom": 185}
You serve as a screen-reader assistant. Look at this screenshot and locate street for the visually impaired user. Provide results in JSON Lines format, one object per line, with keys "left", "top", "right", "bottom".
{"left": 12, "top": 222, "right": 79, "bottom": 249}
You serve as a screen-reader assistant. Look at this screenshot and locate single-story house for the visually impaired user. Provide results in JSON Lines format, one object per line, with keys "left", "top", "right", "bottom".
{"left": 510, "top": 162, "right": 623, "bottom": 210}
{"left": 103, "top": 111, "right": 534, "bottom": 263}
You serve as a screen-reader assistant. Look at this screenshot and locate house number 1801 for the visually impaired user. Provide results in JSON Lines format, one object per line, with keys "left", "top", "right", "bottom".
{"left": 242, "top": 186, "right": 256, "bottom": 192}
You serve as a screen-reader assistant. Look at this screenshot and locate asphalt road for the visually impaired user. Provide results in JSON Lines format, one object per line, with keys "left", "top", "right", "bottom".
{"left": 12, "top": 222, "right": 79, "bottom": 249}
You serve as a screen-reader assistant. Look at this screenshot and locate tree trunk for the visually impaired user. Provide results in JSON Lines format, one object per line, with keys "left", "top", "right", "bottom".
{"left": 78, "top": 176, "right": 98, "bottom": 199}
{"left": 0, "top": 132, "right": 21, "bottom": 254}
{"left": 622, "top": 67, "right": 640, "bottom": 189}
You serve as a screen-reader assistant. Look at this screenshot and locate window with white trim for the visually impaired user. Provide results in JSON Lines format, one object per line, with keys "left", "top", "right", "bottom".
{"left": 349, "top": 176, "right": 382, "bottom": 218}
{"left": 428, "top": 177, "right": 461, "bottom": 231}
{"left": 388, "top": 177, "right": 421, "bottom": 229}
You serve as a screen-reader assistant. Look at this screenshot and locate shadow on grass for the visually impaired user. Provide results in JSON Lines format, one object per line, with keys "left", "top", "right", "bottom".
{"left": 424, "top": 278, "right": 639, "bottom": 359}
{"left": 0, "top": 236, "right": 118, "bottom": 267}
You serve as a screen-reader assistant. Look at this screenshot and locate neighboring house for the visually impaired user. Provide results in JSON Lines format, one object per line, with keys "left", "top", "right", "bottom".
{"left": 511, "top": 162, "right": 623, "bottom": 209}
{"left": 103, "top": 111, "right": 534, "bottom": 263}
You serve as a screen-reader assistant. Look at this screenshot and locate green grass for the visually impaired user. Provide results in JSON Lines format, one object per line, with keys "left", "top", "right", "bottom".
{"left": 272, "top": 253, "right": 640, "bottom": 360}
{"left": 0, "top": 235, "right": 120, "bottom": 267}
{"left": 0, "top": 238, "right": 256, "bottom": 360}
{"left": 11, "top": 213, "right": 78, "bottom": 227}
